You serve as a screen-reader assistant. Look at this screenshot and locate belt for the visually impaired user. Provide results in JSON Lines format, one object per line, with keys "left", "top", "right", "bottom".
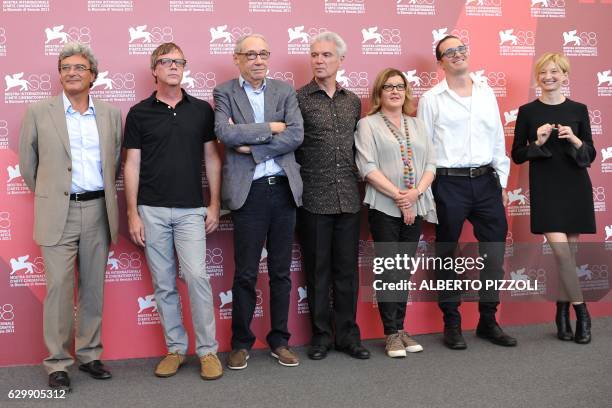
{"left": 436, "top": 165, "right": 493, "bottom": 178}
{"left": 253, "top": 176, "right": 288, "bottom": 185}
{"left": 70, "top": 190, "right": 105, "bottom": 201}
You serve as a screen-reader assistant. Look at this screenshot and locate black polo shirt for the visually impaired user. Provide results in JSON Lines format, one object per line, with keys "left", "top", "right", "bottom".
{"left": 123, "top": 90, "right": 215, "bottom": 207}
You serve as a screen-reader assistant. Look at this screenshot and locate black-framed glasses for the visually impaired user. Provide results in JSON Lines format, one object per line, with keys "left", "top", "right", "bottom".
{"left": 60, "top": 64, "right": 92, "bottom": 73}
{"left": 236, "top": 50, "right": 271, "bottom": 61}
{"left": 440, "top": 45, "right": 468, "bottom": 59}
{"left": 155, "top": 58, "right": 187, "bottom": 68}
{"left": 382, "top": 83, "right": 407, "bottom": 92}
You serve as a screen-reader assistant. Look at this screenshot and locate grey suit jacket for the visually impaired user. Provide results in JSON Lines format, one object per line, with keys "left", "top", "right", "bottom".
{"left": 19, "top": 94, "right": 122, "bottom": 246}
{"left": 213, "top": 78, "right": 304, "bottom": 210}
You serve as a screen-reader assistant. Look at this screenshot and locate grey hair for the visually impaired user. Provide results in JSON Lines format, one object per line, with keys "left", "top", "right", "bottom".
{"left": 310, "top": 31, "right": 347, "bottom": 58}
{"left": 58, "top": 42, "right": 99, "bottom": 78}
{"left": 233, "top": 33, "right": 268, "bottom": 54}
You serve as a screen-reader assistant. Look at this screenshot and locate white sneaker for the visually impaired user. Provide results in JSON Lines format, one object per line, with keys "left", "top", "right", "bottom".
{"left": 399, "top": 330, "right": 423, "bottom": 353}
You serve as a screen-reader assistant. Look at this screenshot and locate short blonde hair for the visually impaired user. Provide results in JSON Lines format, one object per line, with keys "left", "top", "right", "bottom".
{"left": 367, "top": 68, "right": 414, "bottom": 116}
{"left": 534, "top": 52, "right": 570, "bottom": 83}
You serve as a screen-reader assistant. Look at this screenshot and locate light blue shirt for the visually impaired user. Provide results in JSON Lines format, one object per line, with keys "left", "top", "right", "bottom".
{"left": 62, "top": 92, "right": 104, "bottom": 193}
{"left": 239, "top": 76, "right": 285, "bottom": 180}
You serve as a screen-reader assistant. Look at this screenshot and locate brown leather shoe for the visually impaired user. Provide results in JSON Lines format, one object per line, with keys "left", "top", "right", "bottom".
{"left": 270, "top": 346, "right": 299, "bottom": 367}
{"left": 226, "top": 349, "right": 249, "bottom": 370}
{"left": 154, "top": 352, "right": 186, "bottom": 377}
{"left": 199, "top": 353, "right": 223, "bottom": 380}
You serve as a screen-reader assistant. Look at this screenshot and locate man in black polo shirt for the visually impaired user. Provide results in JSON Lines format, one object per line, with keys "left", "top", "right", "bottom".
{"left": 123, "top": 42, "right": 223, "bottom": 380}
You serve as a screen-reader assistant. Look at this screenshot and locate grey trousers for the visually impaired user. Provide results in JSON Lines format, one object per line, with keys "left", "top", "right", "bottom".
{"left": 139, "top": 205, "right": 218, "bottom": 356}
{"left": 41, "top": 197, "right": 110, "bottom": 374}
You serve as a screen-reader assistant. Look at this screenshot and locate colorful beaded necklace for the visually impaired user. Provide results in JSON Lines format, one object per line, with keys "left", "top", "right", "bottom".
{"left": 379, "top": 112, "right": 415, "bottom": 189}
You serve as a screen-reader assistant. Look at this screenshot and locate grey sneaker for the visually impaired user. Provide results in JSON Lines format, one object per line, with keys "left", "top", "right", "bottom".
{"left": 399, "top": 330, "right": 424, "bottom": 353}
{"left": 385, "top": 333, "right": 407, "bottom": 358}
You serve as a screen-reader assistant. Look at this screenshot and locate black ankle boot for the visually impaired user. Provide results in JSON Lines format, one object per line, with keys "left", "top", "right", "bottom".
{"left": 555, "top": 302, "right": 573, "bottom": 341}
{"left": 573, "top": 303, "right": 591, "bottom": 344}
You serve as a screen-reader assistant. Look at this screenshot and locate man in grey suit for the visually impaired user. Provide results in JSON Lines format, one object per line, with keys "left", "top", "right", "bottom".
{"left": 19, "top": 42, "right": 122, "bottom": 391}
{"left": 213, "top": 33, "right": 304, "bottom": 369}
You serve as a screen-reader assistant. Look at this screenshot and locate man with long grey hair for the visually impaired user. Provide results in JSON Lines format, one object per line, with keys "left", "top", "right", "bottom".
{"left": 295, "top": 31, "right": 370, "bottom": 360}
{"left": 20, "top": 42, "right": 122, "bottom": 391}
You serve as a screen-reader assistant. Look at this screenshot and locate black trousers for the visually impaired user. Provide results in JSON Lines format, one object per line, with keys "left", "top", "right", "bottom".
{"left": 432, "top": 172, "right": 507, "bottom": 327}
{"left": 298, "top": 208, "right": 361, "bottom": 348}
{"left": 230, "top": 178, "right": 296, "bottom": 350}
{"left": 368, "top": 209, "right": 422, "bottom": 335}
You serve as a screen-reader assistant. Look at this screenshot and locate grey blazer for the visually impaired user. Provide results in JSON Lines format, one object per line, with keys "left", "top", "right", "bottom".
{"left": 213, "top": 78, "right": 304, "bottom": 210}
{"left": 19, "top": 94, "right": 122, "bottom": 246}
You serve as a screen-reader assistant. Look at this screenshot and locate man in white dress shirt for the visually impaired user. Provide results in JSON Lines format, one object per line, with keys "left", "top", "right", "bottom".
{"left": 417, "top": 35, "right": 517, "bottom": 350}
{"left": 19, "top": 42, "right": 122, "bottom": 390}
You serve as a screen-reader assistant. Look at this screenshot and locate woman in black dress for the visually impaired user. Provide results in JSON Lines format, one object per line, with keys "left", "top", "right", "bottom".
{"left": 512, "top": 52, "right": 596, "bottom": 344}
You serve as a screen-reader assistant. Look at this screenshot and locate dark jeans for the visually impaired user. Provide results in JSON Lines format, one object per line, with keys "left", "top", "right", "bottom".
{"left": 230, "top": 178, "right": 296, "bottom": 350}
{"left": 368, "top": 209, "right": 422, "bottom": 335}
{"left": 298, "top": 208, "right": 361, "bottom": 348}
{"left": 432, "top": 172, "right": 507, "bottom": 327}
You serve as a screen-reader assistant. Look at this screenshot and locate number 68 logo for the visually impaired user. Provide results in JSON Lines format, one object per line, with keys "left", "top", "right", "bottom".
{"left": 0, "top": 212, "right": 10, "bottom": 229}
{"left": 0, "top": 304, "right": 14, "bottom": 321}
{"left": 0, "top": 120, "right": 8, "bottom": 138}
{"left": 66, "top": 27, "right": 92, "bottom": 44}
{"left": 588, "top": 110, "right": 602, "bottom": 126}
{"left": 593, "top": 187, "right": 605, "bottom": 202}
{"left": 527, "top": 268, "right": 547, "bottom": 284}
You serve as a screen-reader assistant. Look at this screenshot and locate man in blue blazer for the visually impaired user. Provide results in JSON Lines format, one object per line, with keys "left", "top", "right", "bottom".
{"left": 213, "top": 33, "right": 304, "bottom": 369}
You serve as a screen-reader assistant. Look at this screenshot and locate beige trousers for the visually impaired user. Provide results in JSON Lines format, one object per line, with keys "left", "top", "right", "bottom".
{"left": 40, "top": 197, "right": 110, "bottom": 373}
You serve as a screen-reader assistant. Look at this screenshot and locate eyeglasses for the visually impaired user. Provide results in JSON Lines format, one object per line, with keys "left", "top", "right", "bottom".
{"left": 236, "top": 51, "right": 271, "bottom": 61}
{"left": 382, "top": 83, "right": 407, "bottom": 92}
{"left": 440, "top": 45, "right": 468, "bottom": 60}
{"left": 155, "top": 58, "right": 187, "bottom": 68}
{"left": 60, "top": 64, "right": 92, "bottom": 73}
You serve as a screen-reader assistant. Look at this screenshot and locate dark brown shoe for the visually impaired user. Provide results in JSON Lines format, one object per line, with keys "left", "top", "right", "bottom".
{"left": 270, "top": 346, "right": 299, "bottom": 367}
{"left": 226, "top": 349, "right": 249, "bottom": 370}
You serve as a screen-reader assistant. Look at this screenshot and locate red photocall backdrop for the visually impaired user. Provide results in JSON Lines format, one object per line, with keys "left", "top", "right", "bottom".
{"left": 0, "top": 0, "right": 611, "bottom": 366}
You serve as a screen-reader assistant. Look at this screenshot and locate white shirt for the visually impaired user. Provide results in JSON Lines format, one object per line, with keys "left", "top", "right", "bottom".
{"left": 62, "top": 92, "right": 104, "bottom": 193}
{"left": 417, "top": 78, "right": 510, "bottom": 188}
{"left": 238, "top": 76, "right": 285, "bottom": 180}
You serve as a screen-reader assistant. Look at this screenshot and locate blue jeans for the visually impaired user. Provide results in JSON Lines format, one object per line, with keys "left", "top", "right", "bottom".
{"left": 138, "top": 205, "right": 218, "bottom": 356}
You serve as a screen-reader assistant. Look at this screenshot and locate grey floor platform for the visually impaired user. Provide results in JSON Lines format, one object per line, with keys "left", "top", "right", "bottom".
{"left": 1, "top": 317, "right": 611, "bottom": 408}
